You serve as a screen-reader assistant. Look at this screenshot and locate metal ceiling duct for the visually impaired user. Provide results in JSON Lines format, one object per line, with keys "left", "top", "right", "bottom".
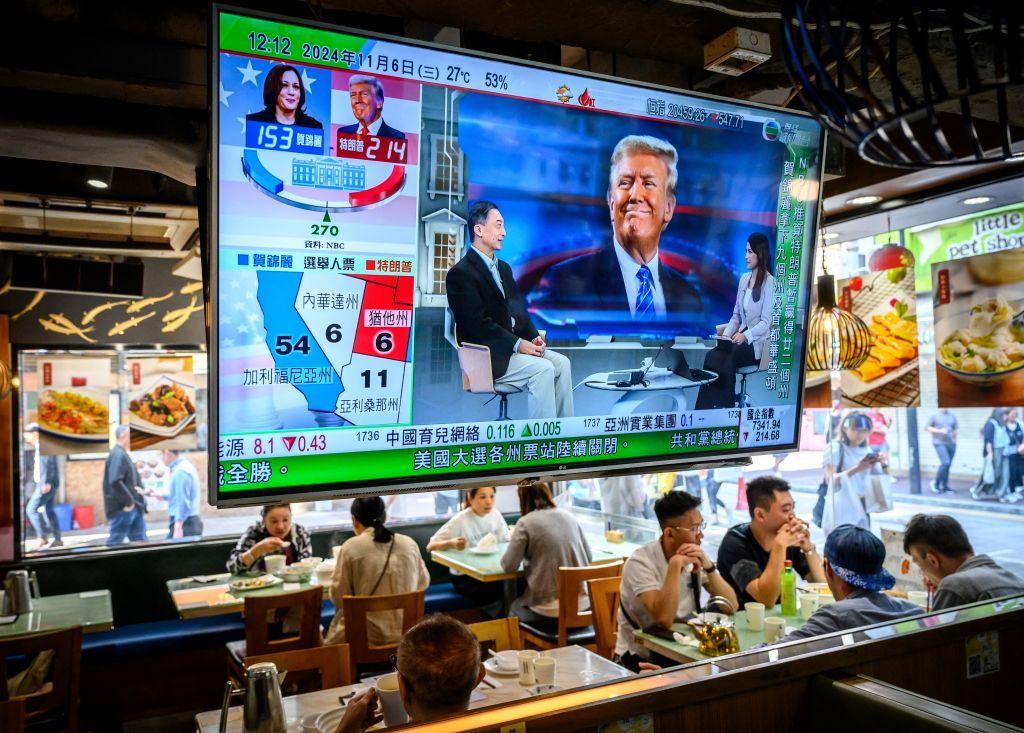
{"left": 782, "top": 1, "right": 1024, "bottom": 168}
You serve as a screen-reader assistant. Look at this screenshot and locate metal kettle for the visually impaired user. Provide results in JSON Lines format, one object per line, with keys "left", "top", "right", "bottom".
{"left": 2, "top": 570, "right": 34, "bottom": 615}
{"left": 219, "top": 662, "right": 288, "bottom": 733}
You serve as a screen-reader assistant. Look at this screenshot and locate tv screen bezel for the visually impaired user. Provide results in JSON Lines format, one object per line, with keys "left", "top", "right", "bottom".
{"left": 209, "top": 3, "right": 825, "bottom": 506}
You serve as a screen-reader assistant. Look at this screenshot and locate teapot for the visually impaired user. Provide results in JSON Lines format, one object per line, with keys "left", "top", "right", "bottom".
{"left": 219, "top": 662, "right": 288, "bottom": 733}
{"left": 2, "top": 570, "right": 35, "bottom": 615}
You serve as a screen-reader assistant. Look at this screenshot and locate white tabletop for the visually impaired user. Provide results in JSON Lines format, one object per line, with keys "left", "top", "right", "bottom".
{"left": 196, "top": 645, "right": 629, "bottom": 732}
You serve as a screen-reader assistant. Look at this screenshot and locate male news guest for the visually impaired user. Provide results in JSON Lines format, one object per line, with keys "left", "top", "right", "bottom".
{"left": 338, "top": 75, "right": 406, "bottom": 140}
{"left": 695, "top": 232, "right": 775, "bottom": 409}
{"left": 529, "top": 135, "right": 705, "bottom": 324}
{"left": 245, "top": 64, "right": 323, "bottom": 129}
{"left": 446, "top": 201, "right": 574, "bottom": 419}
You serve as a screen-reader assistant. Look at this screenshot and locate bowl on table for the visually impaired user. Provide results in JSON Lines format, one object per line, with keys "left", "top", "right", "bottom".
{"left": 800, "top": 583, "right": 835, "bottom": 605}
{"left": 274, "top": 566, "right": 313, "bottom": 583}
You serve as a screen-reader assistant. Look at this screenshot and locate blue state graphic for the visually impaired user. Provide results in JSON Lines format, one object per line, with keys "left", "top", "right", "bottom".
{"left": 256, "top": 271, "right": 344, "bottom": 413}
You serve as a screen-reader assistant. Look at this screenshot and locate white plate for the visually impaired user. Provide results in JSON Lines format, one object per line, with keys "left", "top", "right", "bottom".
{"left": 228, "top": 575, "right": 283, "bottom": 592}
{"left": 804, "top": 370, "right": 830, "bottom": 389}
{"left": 469, "top": 546, "right": 500, "bottom": 554}
{"left": 128, "top": 376, "right": 197, "bottom": 437}
{"left": 840, "top": 357, "right": 918, "bottom": 398}
{"left": 310, "top": 708, "right": 384, "bottom": 733}
{"left": 483, "top": 658, "right": 520, "bottom": 676}
{"left": 37, "top": 386, "right": 111, "bottom": 442}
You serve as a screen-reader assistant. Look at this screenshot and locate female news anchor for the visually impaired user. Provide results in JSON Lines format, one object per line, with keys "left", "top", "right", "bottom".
{"left": 695, "top": 233, "right": 775, "bottom": 410}
{"left": 245, "top": 64, "right": 323, "bottom": 129}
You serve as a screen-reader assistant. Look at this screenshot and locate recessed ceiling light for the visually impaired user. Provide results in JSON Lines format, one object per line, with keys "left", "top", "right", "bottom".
{"left": 847, "top": 195, "right": 883, "bottom": 206}
{"left": 86, "top": 178, "right": 109, "bottom": 189}
{"left": 821, "top": 232, "right": 839, "bottom": 240}
{"left": 961, "top": 196, "right": 993, "bottom": 206}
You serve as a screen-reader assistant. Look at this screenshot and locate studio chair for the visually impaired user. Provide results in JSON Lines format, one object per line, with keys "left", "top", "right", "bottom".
{"left": 468, "top": 617, "right": 523, "bottom": 655}
{"left": 447, "top": 308, "right": 521, "bottom": 421}
{"left": 736, "top": 347, "right": 772, "bottom": 408}
{"left": 586, "top": 576, "right": 623, "bottom": 660}
{"left": 244, "top": 644, "right": 352, "bottom": 696}
{"left": 518, "top": 562, "right": 623, "bottom": 650}
{"left": 340, "top": 589, "right": 425, "bottom": 681}
{"left": 0, "top": 626, "right": 82, "bottom": 733}
{"left": 227, "top": 586, "right": 324, "bottom": 683}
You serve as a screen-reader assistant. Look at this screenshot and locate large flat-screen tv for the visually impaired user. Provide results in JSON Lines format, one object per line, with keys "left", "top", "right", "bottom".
{"left": 210, "top": 6, "right": 825, "bottom": 505}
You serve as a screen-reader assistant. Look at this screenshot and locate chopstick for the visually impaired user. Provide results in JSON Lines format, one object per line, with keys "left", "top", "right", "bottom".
{"left": 480, "top": 677, "right": 496, "bottom": 689}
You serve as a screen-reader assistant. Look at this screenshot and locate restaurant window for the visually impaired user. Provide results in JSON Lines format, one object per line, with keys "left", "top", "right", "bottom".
{"left": 16, "top": 348, "right": 521, "bottom": 559}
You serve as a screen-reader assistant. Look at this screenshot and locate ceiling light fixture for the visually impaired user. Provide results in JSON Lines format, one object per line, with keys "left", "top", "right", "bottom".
{"left": 846, "top": 195, "right": 883, "bottom": 206}
{"left": 85, "top": 166, "right": 113, "bottom": 190}
{"left": 961, "top": 196, "right": 993, "bottom": 206}
{"left": 821, "top": 232, "right": 839, "bottom": 241}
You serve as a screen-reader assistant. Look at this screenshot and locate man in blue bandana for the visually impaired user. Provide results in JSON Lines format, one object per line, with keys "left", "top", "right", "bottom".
{"left": 772, "top": 524, "right": 920, "bottom": 644}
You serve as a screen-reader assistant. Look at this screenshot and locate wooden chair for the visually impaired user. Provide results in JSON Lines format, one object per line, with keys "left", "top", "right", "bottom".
{"left": 518, "top": 562, "right": 623, "bottom": 650}
{"left": 0, "top": 699, "right": 27, "bottom": 733}
{"left": 340, "top": 589, "right": 425, "bottom": 680}
{"left": 0, "top": 625, "right": 82, "bottom": 733}
{"left": 586, "top": 575, "right": 622, "bottom": 660}
{"left": 227, "top": 586, "right": 324, "bottom": 681}
{"left": 244, "top": 644, "right": 352, "bottom": 696}
{"left": 468, "top": 617, "right": 522, "bottom": 655}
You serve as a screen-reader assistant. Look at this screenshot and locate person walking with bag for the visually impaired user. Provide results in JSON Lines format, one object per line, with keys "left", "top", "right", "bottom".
{"left": 973, "top": 408, "right": 1010, "bottom": 501}
{"left": 821, "top": 412, "right": 891, "bottom": 534}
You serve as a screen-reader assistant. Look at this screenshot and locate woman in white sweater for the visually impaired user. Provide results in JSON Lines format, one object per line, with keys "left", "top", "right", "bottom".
{"left": 427, "top": 486, "right": 509, "bottom": 606}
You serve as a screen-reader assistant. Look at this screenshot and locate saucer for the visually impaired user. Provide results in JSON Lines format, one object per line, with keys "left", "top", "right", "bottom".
{"left": 484, "top": 658, "right": 519, "bottom": 675}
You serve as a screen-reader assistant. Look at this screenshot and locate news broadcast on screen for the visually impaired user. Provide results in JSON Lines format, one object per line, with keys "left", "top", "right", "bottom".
{"left": 211, "top": 8, "right": 825, "bottom": 504}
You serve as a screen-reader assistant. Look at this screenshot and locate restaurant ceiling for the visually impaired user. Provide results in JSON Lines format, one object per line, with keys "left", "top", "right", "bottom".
{"left": 2, "top": 0, "right": 1022, "bottom": 209}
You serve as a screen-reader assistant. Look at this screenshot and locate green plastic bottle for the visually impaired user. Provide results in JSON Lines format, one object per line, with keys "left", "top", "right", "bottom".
{"left": 781, "top": 559, "right": 797, "bottom": 616}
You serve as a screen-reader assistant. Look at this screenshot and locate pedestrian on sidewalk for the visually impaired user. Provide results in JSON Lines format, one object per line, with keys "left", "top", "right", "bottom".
{"left": 822, "top": 412, "right": 891, "bottom": 532}
{"left": 866, "top": 408, "right": 891, "bottom": 455}
{"left": 973, "top": 409, "right": 1011, "bottom": 501}
{"left": 925, "top": 409, "right": 957, "bottom": 495}
{"left": 1004, "top": 408, "right": 1023, "bottom": 500}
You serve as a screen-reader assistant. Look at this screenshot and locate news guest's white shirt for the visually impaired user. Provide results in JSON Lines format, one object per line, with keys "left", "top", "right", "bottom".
{"left": 613, "top": 240, "right": 667, "bottom": 318}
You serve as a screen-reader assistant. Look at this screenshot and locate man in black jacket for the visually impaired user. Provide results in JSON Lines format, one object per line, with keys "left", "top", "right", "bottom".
{"left": 446, "top": 201, "right": 574, "bottom": 419}
{"left": 103, "top": 425, "right": 148, "bottom": 545}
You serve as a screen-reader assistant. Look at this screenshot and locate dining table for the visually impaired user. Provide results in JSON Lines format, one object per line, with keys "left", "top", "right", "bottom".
{"left": 633, "top": 604, "right": 806, "bottom": 664}
{"left": 167, "top": 573, "right": 327, "bottom": 620}
{"left": 430, "top": 532, "right": 642, "bottom": 610}
{"left": 0, "top": 590, "right": 113, "bottom": 638}
{"left": 195, "top": 644, "right": 630, "bottom": 732}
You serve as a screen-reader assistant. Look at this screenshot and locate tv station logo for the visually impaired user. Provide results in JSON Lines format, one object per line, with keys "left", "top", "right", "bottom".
{"left": 577, "top": 88, "right": 596, "bottom": 107}
{"left": 762, "top": 119, "right": 781, "bottom": 141}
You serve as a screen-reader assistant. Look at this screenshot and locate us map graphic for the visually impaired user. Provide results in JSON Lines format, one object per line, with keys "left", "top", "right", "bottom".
{"left": 256, "top": 269, "right": 414, "bottom": 426}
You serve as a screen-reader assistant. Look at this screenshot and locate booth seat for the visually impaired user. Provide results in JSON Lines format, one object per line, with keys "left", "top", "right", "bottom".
{"left": 82, "top": 582, "right": 465, "bottom": 661}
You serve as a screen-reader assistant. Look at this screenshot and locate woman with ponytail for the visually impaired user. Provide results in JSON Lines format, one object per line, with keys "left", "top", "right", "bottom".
{"left": 325, "top": 496, "right": 429, "bottom": 645}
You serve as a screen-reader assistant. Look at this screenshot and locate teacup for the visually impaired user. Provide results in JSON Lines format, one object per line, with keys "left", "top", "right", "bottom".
{"left": 263, "top": 555, "right": 286, "bottom": 574}
{"left": 374, "top": 673, "right": 409, "bottom": 727}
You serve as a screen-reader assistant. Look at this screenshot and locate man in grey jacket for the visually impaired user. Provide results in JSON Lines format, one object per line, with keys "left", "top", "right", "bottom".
{"left": 904, "top": 513, "right": 1024, "bottom": 610}
{"left": 772, "top": 524, "right": 919, "bottom": 645}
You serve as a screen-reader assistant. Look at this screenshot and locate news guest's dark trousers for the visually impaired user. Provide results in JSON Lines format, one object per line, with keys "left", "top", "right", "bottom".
{"left": 695, "top": 341, "right": 756, "bottom": 410}
{"left": 933, "top": 442, "right": 956, "bottom": 490}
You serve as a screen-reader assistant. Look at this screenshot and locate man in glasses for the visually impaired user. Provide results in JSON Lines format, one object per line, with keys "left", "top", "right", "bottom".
{"left": 335, "top": 615, "right": 485, "bottom": 732}
{"left": 717, "top": 476, "right": 825, "bottom": 607}
{"left": 614, "top": 490, "right": 737, "bottom": 672}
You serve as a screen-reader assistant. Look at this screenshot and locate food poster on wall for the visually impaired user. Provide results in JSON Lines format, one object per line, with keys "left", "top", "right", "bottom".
{"left": 126, "top": 356, "right": 199, "bottom": 451}
{"left": 905, "top": 204, "right": 1024, "bottom": 293}
{"left": 837, "top": 267, "right": 920, "bottom": 407}
{"left": 35, "top": 357, "right": 113, "bottom": 455}
{"left": 932, "top": 249, "right": 1024, "bottom": 407}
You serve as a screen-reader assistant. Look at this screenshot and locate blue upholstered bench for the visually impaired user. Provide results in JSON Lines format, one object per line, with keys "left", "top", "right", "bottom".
{"left": 83, "top": 583, "right": 465, "bottom": 661}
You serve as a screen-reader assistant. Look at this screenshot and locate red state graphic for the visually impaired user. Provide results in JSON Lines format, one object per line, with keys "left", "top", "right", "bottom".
{"left": 352, "top": 276, "right": 413, "bottom": 363}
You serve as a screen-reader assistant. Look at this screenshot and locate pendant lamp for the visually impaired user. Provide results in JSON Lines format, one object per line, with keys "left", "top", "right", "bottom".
{"left": 805, "top": 274, "right": 872, "bottom": 371}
